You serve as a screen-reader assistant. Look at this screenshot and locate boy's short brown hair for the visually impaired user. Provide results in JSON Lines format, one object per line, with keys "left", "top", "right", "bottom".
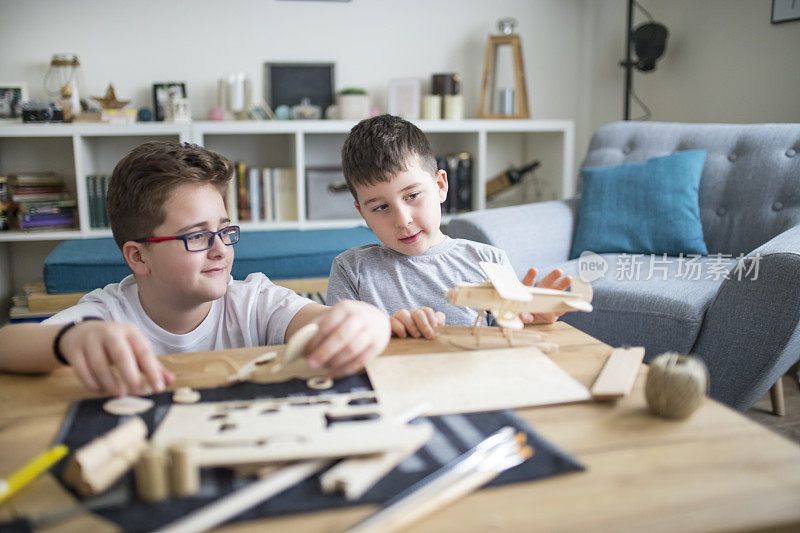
{"left": 107, "top": 141, "right": 233, "bottom": 249}
{"left": 341, "top": 114, "right": 438, "bottom": 201}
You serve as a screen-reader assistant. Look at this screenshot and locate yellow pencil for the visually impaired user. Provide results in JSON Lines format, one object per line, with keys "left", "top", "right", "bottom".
{"left": 0, "top": 444, "right": 69, "bottom": 504}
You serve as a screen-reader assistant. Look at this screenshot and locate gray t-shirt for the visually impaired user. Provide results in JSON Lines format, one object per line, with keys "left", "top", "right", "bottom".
{"left": 326, "top": 237, "right": 512, "bottom": 326}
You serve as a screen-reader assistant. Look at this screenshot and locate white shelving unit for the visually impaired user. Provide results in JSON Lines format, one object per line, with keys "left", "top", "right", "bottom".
{"left": 0, "top": 119, "right": 573, "bottom": 311}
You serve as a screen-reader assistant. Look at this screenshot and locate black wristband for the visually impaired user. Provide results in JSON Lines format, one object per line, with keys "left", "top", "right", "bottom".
{"left": 53, "top": 317, "right": 103, "bottom": 366}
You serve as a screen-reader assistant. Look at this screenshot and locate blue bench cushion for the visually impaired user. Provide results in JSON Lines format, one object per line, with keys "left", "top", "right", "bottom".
{"left": 549, "top": 254, "right": 735, "bottom": 359}
{"left": 44, "top": 227, "right": 378, "bottom": 294}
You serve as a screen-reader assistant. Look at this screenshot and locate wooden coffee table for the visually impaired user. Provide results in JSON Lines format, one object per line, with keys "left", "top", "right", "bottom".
{"left": 1, "top": 322, "right": 799, "bottom": 532}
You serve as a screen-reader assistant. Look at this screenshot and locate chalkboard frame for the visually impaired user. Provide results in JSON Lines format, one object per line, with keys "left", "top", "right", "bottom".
{"left": 264, "top": 62, "right": 335, "bottom": 111}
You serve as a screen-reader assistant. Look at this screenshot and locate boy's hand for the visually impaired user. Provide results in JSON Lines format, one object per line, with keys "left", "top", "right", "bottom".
{"left": 520, "top": 267, "right": 571, "bottom": 324}
{"left": 390, "top": 308, "right": 446, "bottom": 339}
{"left": 303, "top": 300, "right": 391, "bottom": 378}
{"left": 59, "top": 321, "right": 174, "bottom": 396}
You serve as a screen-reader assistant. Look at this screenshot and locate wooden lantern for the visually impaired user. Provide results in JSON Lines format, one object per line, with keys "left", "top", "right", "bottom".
{"left": 478, "top": 22, "right": 530, "bottom": 119}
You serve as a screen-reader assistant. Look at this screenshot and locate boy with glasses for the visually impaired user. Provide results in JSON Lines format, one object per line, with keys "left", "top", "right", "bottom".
{"left": 0, "top": 141, "right": 390, "bottom": 396}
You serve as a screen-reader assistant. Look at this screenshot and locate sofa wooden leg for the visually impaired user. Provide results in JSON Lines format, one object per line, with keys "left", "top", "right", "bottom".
{"left": 769, "top": 379, "right": 786, "bottom": 417}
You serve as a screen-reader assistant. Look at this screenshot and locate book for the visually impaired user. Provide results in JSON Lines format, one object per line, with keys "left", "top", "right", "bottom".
{"left": 248, "top": 166, "right": 261, "bottom": 223}
{"left": 444, "top": 154, "right": 460, "bottom": 213}
{"left": 274, "top": 168, "right": 298, "bottom": 222}
{"left": 236, "top": 161, "right": 250, "bottom": 221}
{"left": 226, "top": 173, "right": 239, "bottom": 223}
{"left": 100, "top": 175, "right": 110, "bottom": 228}
{"left": 455, "top": 152, "right": 473, "bottom": 212}
{"left": 87, "top": 175, "right": 97, "bottom": 228}
{"left": 261, "top": 168, "right": 274, "bottom": 222}
{"left": 26, "top": 290, "right": 86, "bottom": 312}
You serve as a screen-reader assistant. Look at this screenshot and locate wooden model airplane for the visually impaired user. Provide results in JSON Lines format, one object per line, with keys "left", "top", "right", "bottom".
{"left": 446, "top": 262, "right": 593, "bottom": 345}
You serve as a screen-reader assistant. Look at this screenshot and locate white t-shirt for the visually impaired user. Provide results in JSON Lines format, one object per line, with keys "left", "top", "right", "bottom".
{"left": 43, "top": 273, "right": 312, "bottom": 355}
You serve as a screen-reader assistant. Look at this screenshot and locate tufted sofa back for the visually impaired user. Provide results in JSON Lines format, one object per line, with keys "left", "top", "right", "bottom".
{"left": 581, "top": 122, "right": 800, "bottom": 256}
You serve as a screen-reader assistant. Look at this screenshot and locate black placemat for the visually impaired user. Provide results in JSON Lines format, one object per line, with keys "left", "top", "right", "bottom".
{"left": 51, "top": 376, "right": 583, "bottom": 532}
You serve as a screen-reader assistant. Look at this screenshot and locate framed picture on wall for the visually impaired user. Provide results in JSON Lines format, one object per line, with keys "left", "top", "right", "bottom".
{"left": 771, "top": 0, "right": 800, "bottom": 23}
{"left": 152, "top": 82, "right": 187, "bottom": 121}
{"left": 263, "top": 63, "right": 335, "bottom": 111}
{"left": 0, "top": 82, "right": 28, "bottom": 122}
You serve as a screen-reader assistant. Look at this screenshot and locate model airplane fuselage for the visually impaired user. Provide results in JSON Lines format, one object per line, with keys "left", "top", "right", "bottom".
{"left": 446, "top": 262, "right": 594, "bottom": 330}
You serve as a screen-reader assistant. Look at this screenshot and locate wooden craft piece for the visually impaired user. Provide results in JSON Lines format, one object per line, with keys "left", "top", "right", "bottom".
{"left": 173, "top": 387, "right": 201, "bottom": 404}
{"left": 62, "top": 417, "right": 147, "bottom": 497}
{"left": 154, "top": 459, "right": 332, "bottom": 533}
{"left": 202, "top": 356, "right": 239, "bottom": 377}
{"left": 446, "top": 262, "right": 593, "bottom": 346}
{"left": 150, "top": 392, "right": 428, "bottom": 466}
{"left": 169, "top": 444, "right": 200, "bottom": 497}
{"left": 135, "top": 445, "right": 170, "bottom": 502}
{"left": 320, "top": 403, "right": 433, "bottom": 500}
{"left": 307, "top": 377, "right": 333, "bottom": 390}
{"left": 272, "top": 323, "right": 319, "bottom": 374}
{"left": 591, "top": 347, "right": 645, "bottom": 400}
{"left": 226, "top": 351, "right": 277, "bottom": 383}
{"left": 103, "top": 396, "right": 154, "bottom": 416}
{"left": 366, "top": 346, "right": 591, "bottom": 416}
{"left": 479, "top": 261, "right": 533, "bottom": 302}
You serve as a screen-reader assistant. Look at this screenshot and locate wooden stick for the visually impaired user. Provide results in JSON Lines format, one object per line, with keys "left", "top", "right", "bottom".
{"left": 346, "top": 428, "right": 529, "bottom": 533}
{"left": 591, "top": 347, "right": 645, "bottom": 399}
{"left": 153, "top": 459, "right": 331, "bottom": 533}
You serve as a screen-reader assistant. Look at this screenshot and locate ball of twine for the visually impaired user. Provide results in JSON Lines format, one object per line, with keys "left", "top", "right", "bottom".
{"left": 645, "top": 352, "right": 708, "bottom": 420}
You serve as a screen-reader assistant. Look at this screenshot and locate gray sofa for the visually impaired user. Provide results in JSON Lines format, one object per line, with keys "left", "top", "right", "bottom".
{"left": 448, "top": 121, "right": 800, "bottom": 411}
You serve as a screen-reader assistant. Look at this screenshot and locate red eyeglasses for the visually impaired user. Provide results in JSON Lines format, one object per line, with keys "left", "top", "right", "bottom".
{"left": 135, "top": 225, "right": 240, "bottom": 252}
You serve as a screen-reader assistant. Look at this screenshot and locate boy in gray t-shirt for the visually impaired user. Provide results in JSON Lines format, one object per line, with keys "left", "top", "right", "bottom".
{"left": 327, "top": 115, "right": 570, "bottom": 339}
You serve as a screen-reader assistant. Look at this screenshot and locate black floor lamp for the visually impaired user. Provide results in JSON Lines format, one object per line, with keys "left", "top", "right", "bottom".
{"left": 620, "top": 0, "right": 668, "bottom": 120}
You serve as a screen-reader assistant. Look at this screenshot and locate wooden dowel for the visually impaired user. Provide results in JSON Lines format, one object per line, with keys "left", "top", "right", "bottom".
{"left": 153, "top": 459, "right": 331, "bottom": 533}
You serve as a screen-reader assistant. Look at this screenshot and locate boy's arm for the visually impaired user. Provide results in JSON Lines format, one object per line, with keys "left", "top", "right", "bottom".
{"left": 0, "top": 321, "right": 173, "bottom": 396}
{"left": 520, "top": 267, "right": 572, "bottom": 324}
{"left": 285, "top": 300, "right": 391, "bottom": 378}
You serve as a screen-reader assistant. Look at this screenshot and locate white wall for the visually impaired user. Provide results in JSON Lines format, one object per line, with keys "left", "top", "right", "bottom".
{"left": 0, "top": 0, "right": 583, "bottom": 122}
{"left": 0, "top": 0, "right": 797, "bottom": 168}
{"left": 585, "top": 0, "right": 800, "bottom": 141}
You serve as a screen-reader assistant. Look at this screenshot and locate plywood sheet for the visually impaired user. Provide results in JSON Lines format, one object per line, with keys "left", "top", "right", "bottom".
{"left": 366, "top": 346, "right": 591, "bottom": 416}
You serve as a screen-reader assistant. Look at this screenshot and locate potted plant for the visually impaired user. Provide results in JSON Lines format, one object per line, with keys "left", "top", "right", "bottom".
{"left": 338, "top": 87, "right": 370, "bottom": 120}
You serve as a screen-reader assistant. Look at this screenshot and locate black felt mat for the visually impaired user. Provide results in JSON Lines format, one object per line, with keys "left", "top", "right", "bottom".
{"left": 50, "top": 376, "right": 583, "bottom": 532}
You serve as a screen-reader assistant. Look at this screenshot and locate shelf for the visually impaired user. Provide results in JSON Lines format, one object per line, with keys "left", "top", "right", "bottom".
{"left": 0, "top": 230, "right": 84, "bottom": 242}
{"left": 0, "top": 118, "right": 574, "bottom": 308}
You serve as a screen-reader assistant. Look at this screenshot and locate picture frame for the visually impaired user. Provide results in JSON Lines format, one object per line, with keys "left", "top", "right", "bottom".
{"left": 0, "top": 82, "right": 28, "bottom": 122}
{"left": 263, "top": 62, "right": 334, "bottom": 111}
{"left": 387, "top": 78, "right": 421, "bottom": 119}
{"left": 152, "top": 82, "right": 187, "bottom": 122}
{"left": 772, "top": 0, "right": 800, "bottom": 23}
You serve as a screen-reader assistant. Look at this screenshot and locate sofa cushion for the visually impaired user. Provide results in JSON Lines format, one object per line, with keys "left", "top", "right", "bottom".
{"left": 570, "top": 150, "right": 708, "bottom": 259}
{"left": 550, "top": 253, "right": 736, "bottom": 358}
{"left": 44, "top": 227, "right": 378, "bottom": 294}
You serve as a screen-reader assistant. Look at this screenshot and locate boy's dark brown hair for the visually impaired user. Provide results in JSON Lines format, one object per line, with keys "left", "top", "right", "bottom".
{"left": 341, "top": 114, "right": 438, "bottom": 201}
{"left": 107, "top": 141, "right": 233, "bottom": 249}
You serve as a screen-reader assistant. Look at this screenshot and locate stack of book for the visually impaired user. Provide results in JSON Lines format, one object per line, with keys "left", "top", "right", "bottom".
{"left": 9, "top": 280, "right": 86, "bottom": 323}
{"left": 86, "top": 174, "right": 111, "bottom": 228}
{"left": 7, "top": 173, "right": 76, "bottom": 231}
{"left": 0, "top": 176, "right": 9, "bottom": 230}
{"left": 227, "top": 163, "right": 298, "bottom": 223}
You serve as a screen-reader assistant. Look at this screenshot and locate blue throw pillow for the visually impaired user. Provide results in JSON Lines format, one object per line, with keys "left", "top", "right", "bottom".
{"left": 569, "top": 150, "right": 708, "bottom": 259}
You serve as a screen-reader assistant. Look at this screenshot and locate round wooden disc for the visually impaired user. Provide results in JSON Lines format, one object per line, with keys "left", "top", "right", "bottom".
{"left": 103, "top": 396, "right": 154, "bottom": 415}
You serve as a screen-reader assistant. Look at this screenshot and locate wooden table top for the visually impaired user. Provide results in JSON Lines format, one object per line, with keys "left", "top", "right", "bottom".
{"left": 1, "top": 322, "right": 799, "bottom": 532}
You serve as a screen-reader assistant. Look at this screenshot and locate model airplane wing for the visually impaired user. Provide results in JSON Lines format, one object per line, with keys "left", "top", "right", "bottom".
{"left": 479, "top": 261, "right": 533, "bottom": 302}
